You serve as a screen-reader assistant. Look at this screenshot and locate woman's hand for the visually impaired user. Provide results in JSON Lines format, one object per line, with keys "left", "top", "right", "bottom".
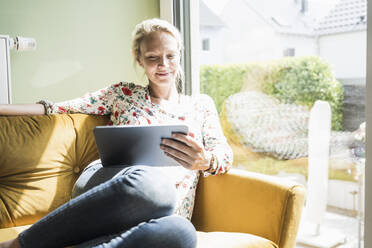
{"left": 160, "top": 132, "right": 211, "bottom": 171}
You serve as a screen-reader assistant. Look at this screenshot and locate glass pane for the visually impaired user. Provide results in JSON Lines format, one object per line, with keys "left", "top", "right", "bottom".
{"left": 199, "top": 0, "right": 366, "bottom": 246}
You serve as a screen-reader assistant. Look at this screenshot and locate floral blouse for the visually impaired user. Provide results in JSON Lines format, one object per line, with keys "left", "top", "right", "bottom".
{"left": 39, "top": 82, "right": 233, "bottom": 220}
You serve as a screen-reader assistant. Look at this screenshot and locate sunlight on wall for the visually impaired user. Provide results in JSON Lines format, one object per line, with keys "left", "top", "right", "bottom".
{"left": 0, "top": 0, "right": 159, "bottom": 103}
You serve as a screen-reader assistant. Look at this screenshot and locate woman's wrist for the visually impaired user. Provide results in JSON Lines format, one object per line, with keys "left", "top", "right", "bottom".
{"left": 36, "top": 100, "right": 53, "bottom": 115}
{"left": 204, "top": 154, "right": 217, "bottom": 173}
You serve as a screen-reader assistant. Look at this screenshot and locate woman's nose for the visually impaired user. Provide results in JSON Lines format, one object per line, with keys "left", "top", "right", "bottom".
{"left": 159, "top": 56, "right": 169, "bottom": 67}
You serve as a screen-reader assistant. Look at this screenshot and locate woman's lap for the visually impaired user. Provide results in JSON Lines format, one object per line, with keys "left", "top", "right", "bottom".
{"left": 19, "top": 160, "right": 198, "bottom": 248}
{"left": 74, "top": 215, "right": 196, "bottom": 248}
{"left": 71, "top": 160, "right": 152, "bottom": 198}
{"left": 71, "top": 161, "right": 196, "bottom": 248}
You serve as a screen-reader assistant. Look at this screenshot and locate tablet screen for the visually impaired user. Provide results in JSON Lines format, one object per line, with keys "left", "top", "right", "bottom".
{"left": 94, "top": 124, "right": 189, "bottom": 167}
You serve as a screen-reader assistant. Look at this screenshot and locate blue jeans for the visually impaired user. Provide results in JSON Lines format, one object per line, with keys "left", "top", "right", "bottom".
{"left": 18, "top": 162, "right": 197, "bottom": 248}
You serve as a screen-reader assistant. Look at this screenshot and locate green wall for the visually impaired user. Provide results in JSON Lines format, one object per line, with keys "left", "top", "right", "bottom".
{"left": 0, "top": 0, "right": 159, "bottom": 103}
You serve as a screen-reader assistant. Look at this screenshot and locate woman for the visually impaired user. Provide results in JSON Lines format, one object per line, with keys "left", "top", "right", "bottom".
{"left": 0, "top": 19, "right": 232, "bottom": 248}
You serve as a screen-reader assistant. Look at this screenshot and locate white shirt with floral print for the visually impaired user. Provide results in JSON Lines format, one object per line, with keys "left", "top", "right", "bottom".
{"left": 40, "top": 82, "right": 233, "bottom": 220}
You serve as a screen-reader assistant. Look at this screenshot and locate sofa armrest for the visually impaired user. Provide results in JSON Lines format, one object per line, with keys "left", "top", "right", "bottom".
{"left": 191, "top": 169, "right": 306, "bottom": 248}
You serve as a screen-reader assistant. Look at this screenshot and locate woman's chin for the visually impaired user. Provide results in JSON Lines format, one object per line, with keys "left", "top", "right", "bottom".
{"left": 153, "top": 76, "right": 176, "bottom": 84}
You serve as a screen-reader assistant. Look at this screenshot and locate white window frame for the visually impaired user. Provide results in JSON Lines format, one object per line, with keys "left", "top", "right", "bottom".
{"left": 169, "top": 0, "right": 200, "bottom": 96}
{"left": 365, "top": 3, "right": 371, "bottom": 246}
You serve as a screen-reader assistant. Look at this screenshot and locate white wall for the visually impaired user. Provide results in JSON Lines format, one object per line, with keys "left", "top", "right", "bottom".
{"left": 220, "top": 0, "right": 281, "bottom": 63}
{"left": 278, "top": 34, "right": 317, "bottom": 57}
{"left": 319, "top": 31, "right": 366, "bottom": 79}
{"left": 0, "top": 0, "right": 160, "bottom": 103}
{"left": 213, "top": 0, "right": 317, "bottom": 64}
{"left": 200, "top": 26, "right": 225, "bottom": 65}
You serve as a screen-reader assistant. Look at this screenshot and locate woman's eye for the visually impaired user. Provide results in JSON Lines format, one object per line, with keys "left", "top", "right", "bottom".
{"left": 147, "top": 56, "right": 158, "bottom": 61}
{"left": 167, "top": 54, "right": 176, "bottom": 59}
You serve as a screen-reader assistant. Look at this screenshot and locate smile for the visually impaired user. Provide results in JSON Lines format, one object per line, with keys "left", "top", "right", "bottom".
{"left": 156, "top": 72, "right": 170, "bottom": 77}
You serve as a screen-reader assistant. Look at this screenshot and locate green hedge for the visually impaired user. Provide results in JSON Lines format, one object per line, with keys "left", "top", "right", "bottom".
{"left": 200, "top": 64, "right": 250, "bottom": 113}
{"left": 200, "top": 56, "right": 344, "bottom": 130}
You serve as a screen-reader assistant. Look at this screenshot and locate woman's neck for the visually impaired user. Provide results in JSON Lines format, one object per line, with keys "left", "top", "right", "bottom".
{"left": 149, "top": 83, "right": 179, "bottom": 104}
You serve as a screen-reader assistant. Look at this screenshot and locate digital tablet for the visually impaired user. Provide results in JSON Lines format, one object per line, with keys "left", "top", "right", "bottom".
{"left": 93, "top": 124, "right": 189, "bottom": 167}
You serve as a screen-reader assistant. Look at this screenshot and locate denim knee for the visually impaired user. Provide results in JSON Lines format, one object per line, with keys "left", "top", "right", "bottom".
{"left": 72, "top": 164, "right": 177, "bottom": 217}
{"left": 113, "top": 215, "right": 197, "bottom": 248}
{"left": 156, "top": 215, "right": 197, "bottom": 248}
{"left": 113, "top": 166, "right": 177, "bottom": 217}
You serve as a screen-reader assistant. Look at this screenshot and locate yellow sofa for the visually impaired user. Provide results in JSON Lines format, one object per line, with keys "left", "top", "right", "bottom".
{"left": 0, "top": 114, "right": 306, "bottom": 248}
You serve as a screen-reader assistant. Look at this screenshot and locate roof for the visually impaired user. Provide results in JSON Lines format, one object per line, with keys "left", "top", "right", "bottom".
{"left": 243, "top": 0, "right": 316, "bottom": 37}
{"left": 209, "top": 0, "right": 366, "bottom": 36}
{"left": 200, "top": 1, "right": 225, "bottom": 27}
{"left": 314, "top": 0, "right": 367, "bottom": 35}
{"left": 260, "top": 0, "right": 367, "bottom": 36}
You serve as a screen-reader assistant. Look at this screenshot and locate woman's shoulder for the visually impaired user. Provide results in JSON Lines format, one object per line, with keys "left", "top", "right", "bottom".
{"left": 110, "top": 81, "right": 146, "bottom": 90}
{"left": 182, "top": 93, "right": 216, "bottom": 114}
{"left": 108, "top": 82, "right": 147, "bottom": 95}
{"left": 190, "top": 93, "right": 215, "bottom": 106}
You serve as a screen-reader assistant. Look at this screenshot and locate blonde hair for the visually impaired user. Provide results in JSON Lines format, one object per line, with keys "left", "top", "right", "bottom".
{"left": 131, "top": 18, "right": 184, "bottom": 90}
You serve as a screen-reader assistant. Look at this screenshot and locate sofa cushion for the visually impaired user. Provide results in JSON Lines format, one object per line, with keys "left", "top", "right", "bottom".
{"left": 0, "top": 114, "right": 109, "bottom": 229}
{"left": 0, "top": 226, "right": 277, "bottom": 248}
{"left": 0, "top": 225, "right": 30, "bottom": 242}
{"left": 0, "top": 115, "right": 78, "bottom": 228}
{"left": 197, "top": 231, "right": 278, "bottom": 248}
{"left": 68, "top": 114, "right": 108, "bottom": 170}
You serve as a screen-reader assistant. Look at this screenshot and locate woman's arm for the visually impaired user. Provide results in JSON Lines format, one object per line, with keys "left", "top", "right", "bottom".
{"left": 0, "top": 82, "right": 129, "bottom": 116}
{"left": 200, "top": 94, "right": 233, "bottom": 176}
{"left": 161, "top": 94, "right": 233, "bottom": 173}
{"left": 35, "top": 82, "right": 130, "bottom": 115}
{"left": 0, "top": 104, "right": 45, "bottom": 116}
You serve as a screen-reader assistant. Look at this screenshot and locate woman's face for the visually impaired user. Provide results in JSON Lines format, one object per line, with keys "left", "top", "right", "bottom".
{"left": 138, "top": 31, "right": 180, "bottom": 86}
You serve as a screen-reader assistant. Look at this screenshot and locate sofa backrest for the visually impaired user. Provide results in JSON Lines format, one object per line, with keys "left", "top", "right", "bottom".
{"left": 0, "top": 114, "right": 108, "bottom": 228}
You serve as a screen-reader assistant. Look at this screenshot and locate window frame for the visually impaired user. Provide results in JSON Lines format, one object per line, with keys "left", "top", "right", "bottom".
{"left": 172, "top": 0, "right": 200, "bottom": 96}
{"left": 176, "top": 0, "right": 372, "bottom": 246}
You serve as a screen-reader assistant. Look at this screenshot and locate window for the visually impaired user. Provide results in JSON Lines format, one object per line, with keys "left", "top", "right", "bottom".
{"left": 283, "top": 47, "right": 295, "bottom": 57}
{"left": 183, "top": 0, "right": 367, "bottom": 246}
{"left": 202, "top": 38, "right": 210, "bottom": 51}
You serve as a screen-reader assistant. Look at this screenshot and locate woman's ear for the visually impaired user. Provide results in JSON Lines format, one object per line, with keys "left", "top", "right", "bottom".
{"left": 137, "top": 57, "right": 144, "bottom": 67}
